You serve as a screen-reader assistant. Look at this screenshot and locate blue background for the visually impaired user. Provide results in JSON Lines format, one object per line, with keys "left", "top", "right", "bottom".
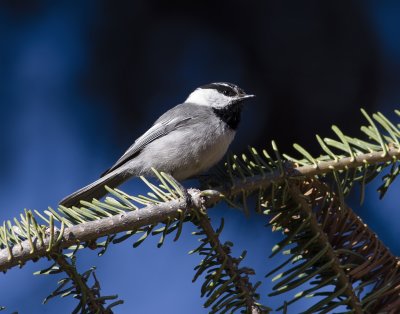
{"left": 0, "top": 1, "right": 399, "bottom": 313}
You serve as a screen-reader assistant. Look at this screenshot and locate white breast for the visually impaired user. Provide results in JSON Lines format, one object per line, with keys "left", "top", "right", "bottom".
{"left": 194, "top": 127, "right": 235, "bottom": 174}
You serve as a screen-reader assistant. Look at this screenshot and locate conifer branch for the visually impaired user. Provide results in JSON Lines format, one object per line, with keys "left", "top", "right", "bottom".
{"left": 51, "top": 253, "right": 110, "bottom": 313}
{"left": 225, "top": 146, "right": 400, "bottom": 197}
{"left": 0, "top": 190, "right": 222, "bottom": 272}
{"left": 0, "top": 147, "right": 398, "bottom": 273}
{"left": 194, "top": 213, "right": 266, "bottom": 313}
{"left": 288, "top": 183, "right": 363, "bottom": 314}
{"left": 266, "top": 179, "right": 400, "bottom": 313}
{"left": 0, "top": 197, "right": 187, "bottom": 272}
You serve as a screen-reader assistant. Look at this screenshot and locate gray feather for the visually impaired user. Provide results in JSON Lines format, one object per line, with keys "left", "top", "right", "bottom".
{"left": 101, "top": 107, "right": 193, "bottom": 177}
{"left": 59, "top": 169, "right": 128, "bottom": 208}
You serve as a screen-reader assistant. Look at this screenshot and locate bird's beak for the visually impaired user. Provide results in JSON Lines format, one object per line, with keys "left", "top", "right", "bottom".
{"left": 239, "top": 94, "right": 255, "bottom": 100}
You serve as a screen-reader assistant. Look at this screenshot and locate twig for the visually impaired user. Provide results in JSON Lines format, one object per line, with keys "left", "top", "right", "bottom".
{"left": 51, "top": 253, "right": 109, "bottom": 313}
{"left": 195, "top": 213, "right": 265, "bottom": 313}
{"left": 288, "top": 183, "right": 363, "bottom": 314}
{"left": 0, "top": 148, "right": 399, "bottom": 272}
{"left": 0, "top": 191, "right": 221, "bottom": 272}
{"left": 227, "top": 147, "right": 400, "bottom": 197}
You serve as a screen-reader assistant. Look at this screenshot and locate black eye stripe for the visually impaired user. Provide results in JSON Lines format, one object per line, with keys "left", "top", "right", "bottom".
{"left": 199, "top": 82, "right": 238, "bottom": 97}
{"left": 221, "top": 88, "right": 236, "bottom": 96}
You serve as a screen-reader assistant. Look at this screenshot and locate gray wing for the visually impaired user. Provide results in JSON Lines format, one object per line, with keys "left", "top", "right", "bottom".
{"left": 101, "top": 107, "right": 192, "bottom": 177}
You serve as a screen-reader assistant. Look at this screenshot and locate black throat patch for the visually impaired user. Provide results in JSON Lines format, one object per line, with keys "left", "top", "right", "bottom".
{"left": 213, "top": 103, "right": 242, "bottom": 130}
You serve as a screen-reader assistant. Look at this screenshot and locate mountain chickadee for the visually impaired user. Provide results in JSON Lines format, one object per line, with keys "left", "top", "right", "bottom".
{"left": 60, "top": 82, "right": 254, "bottom": 207}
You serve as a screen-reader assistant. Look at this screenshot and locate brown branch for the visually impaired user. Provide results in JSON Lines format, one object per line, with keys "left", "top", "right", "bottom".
{"left": 195, "top": 213, "right": 265, "bottom": 313}
{"left": 308, "top": 182, "right": 400, "bottom": 313}
{"left": 288, "top": 183, "right": 363, "bottom": 314}
{"left": 0, "top": 148, "right": 398, "bottom": 273}
{"left": 52, "top": 254, "right": 109, "bottom": 313}
{"left": 0, "top": 190, "right": 222, "bottom": 273}
{"left": 227, "top": 147, "right": 400, "bottom": 197}
{"left": 279, "top": 180, "right": 400, "bottom": 313}
{"left": 0, "top": 198, "right": 184, "bottom": 272}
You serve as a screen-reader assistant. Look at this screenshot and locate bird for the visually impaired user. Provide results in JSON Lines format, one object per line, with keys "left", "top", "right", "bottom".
{"left": 60, "top": 82, "right": 255, "bottom": 208}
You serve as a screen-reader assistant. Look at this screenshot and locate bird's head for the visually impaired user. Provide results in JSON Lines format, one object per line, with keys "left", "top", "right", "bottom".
{"left": 185, "top": 82, "right": 255, "bottom": 109}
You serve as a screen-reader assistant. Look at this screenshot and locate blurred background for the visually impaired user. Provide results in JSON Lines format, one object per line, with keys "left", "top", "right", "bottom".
{"left": 0, "top": 1, "right": 399, "bottom": 313}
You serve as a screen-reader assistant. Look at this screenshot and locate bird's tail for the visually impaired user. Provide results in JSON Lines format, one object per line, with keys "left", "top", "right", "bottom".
{"left": 59, "top": 169, "right": 128, "bottom": 208}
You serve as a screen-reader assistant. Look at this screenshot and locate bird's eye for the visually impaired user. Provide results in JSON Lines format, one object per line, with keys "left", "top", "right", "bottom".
{"left": 222, "top": 89, "right": 236, "bottom": 97}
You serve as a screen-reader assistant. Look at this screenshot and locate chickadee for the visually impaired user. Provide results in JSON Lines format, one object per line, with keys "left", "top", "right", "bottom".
{"left": 60, "top": 82, "right": 255, "bottom": 207}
